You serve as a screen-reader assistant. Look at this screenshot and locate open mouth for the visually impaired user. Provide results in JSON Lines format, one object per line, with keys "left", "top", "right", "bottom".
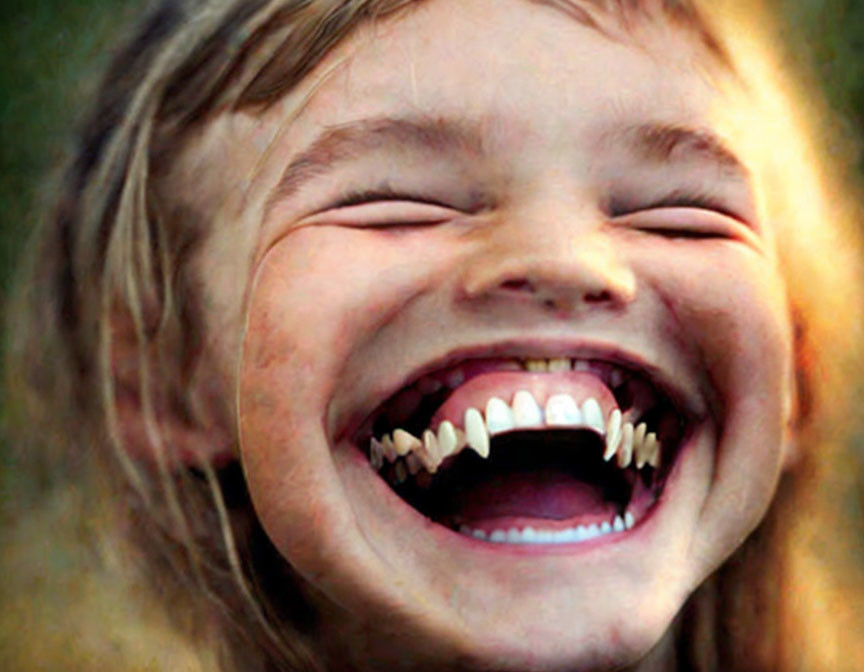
{"left": 354, "top": 354, "right": 694, "bottom": 547}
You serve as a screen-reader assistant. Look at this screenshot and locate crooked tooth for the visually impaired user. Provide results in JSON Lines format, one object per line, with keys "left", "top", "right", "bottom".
{"left": 573, "top": 359, "right": 590, "bottom": 372}
{"left": 633, "top": 423, "right": 648, "bottom": 468}
{"left": 393, "top": 429, "right": 421, "bottom": 456}
{"left": 382, "top": 434, "right": 398, "bottom": 462}
{"left": 548, "top": 357, "right": 571, "bottom": 372}
{"left": 545, "top": 394, "right": 582, "bottom": 426}
{"left": 645, "top": 432, "right": 660, "bottom": 468}
{"left": 406, "top": 453, "right": 422, "bottom": 475}
{"left": 370, "top": 437, "right": 385, "bottom": 470}
{"left": 485, "top": 397, "right": 516, "bottom": 435}
{"left": 604, "top": 409, "right": 623, "bottom": 461}
{"left": 421, "top": 430, "right": 440, "bottom": 472}
{"left": 437, "top": 420, "right": 459, "bottom": 459}
{"left": 465, "top": 408, "right": 490, "bottom": 458}
{"left": 581, "top": 397, "right": 605, "bottom": 434}
{"left": 617, "top": 422, "right": 634, "bottom": 468}
{"left": 512, "top": 390, "right": 544, "bottom": 427}
{"left": 624, "top": 511, "right": 635, "bottom": 529}
{"left": 524, "top": 358, "right": 548, "bottom": 372}
{"left": 394, "top": 461, "right": 408, "bottom": 484}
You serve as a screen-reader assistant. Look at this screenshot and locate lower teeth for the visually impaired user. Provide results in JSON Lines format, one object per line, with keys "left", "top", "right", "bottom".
{"left": 460, "top": 511, "right": 635, "bottom": 545}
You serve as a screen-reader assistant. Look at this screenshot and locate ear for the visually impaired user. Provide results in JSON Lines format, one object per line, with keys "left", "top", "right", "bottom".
{"left": 110, "top": 306, "right": 236, "bottom": 469}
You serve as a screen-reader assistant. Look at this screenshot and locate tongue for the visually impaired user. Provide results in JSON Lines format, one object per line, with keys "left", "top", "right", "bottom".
{"left": 455, "top": 469, "right": 613, "bottom": 523}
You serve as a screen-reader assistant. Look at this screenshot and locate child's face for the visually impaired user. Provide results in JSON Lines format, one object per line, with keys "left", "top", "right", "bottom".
{"left": 188, "top": 0, "right": 794, "bottom": 668}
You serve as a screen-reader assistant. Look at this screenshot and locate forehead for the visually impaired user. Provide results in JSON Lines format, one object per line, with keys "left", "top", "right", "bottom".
{"left": 285, "top": 0, "right": 720, "bottom": 137}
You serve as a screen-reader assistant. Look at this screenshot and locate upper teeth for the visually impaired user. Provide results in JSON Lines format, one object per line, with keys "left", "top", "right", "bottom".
{"left": 523, "top": 357, "right": 598, "bottom": 374}
{"left": 369, "top": 389, "right": 661, "bottom": 477}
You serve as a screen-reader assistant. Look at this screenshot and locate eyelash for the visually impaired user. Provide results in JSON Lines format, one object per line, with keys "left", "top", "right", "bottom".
{"left": 610, "top": 193, "right": 744, "bottom": 239}
{"left": 325, "top": 189, "right": 745, "bottom": 240}
{"left": 331, "top": 188, "right": 452, "bottom": 210}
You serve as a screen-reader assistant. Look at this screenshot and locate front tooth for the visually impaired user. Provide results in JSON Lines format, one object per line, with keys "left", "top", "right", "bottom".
{"left": 604, "top": 409, "right": 623, "bottom": 460}
{"left": 613, "top": 515, "right": 625, "bottom": 532}
{"left": 644, "top": 432, "right": 660, "bottom": 468}
{"left": 524, "top": 358, "right": 548, "bottom": 372}
{"left": 581, "top": 397, "right": 605, "bottom": 434}
{"left": 545, "top": 394, "right": 582, "bottom": 426}
{"left": 437, "top": 420, "right": 459, "bottom": 458}
{"left": 624, "top": 511, "right": 635, "bottom": 529}
{"left": 548, "top": 357, "right": 571, "bottom": 372}
{"left": 485, "top": 397, "right": 516, "bottom": 435}
{"left": 464, "top": 408, "right": 490, "bottom": 458}
{"left": 617, "top": 422, "right": 634, "bottom": 468}
{"left": 633, "top": 423, "right": 648, "bottom": 467}
{"left": 421, "top": 430, "right": 440, "bottom": 472}
{"left": 370, "top": 438, "right": 385, "bottom": 470}
{"left": 513, "top": 390, "right": 543, "bottom": 427}
{"left": 393, "top": 429, "right": 421, "bottom": 456}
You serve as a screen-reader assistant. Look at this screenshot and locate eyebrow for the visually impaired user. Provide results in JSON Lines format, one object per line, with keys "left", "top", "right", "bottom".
{"left": 266, "top": 116, "right": 486, "bottom": 211}
{"left": 266, "top": 115, "right": 749, "bottom": 213}
{"left": 614, "top": 122, "right": 750, "bottom": 179}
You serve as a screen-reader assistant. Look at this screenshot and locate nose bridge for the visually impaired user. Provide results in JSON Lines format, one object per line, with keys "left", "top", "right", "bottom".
{"left": 461, "top": 200, "right": 636, "bottom": 313}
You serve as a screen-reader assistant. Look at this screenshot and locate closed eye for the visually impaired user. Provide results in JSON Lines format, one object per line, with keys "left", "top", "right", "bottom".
{"left": 610, "top": 192, "right": 757, "bottom": 243}
{"left": 314, "top": 188, "right": 464, "bottom": 229}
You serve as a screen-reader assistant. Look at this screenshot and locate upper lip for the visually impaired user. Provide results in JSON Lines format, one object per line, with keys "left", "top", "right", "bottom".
{"left": 335, "top": 338, "right": 709, "bottom": 444}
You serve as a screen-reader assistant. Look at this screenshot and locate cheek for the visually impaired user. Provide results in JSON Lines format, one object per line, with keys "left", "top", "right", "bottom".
{"left": 642, "top": 244, "right": 793, "bottom": 396}
{"left": 238, "top": 226, "right": 451, "bottom": 559}
{"left": 641, "top": 245, "right": 794, "bottom": 555}
{"left": 253, "top": 226, "right": 450, "bottom": 345}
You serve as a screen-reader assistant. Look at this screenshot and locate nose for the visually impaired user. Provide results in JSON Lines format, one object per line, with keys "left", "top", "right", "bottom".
{"left": 460, "top": 204, "right": 636, "bottom": 315}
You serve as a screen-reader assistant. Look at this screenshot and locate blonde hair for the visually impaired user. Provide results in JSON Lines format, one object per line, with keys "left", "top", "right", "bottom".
{"left": 5, "top": 0, "right": 863, "bottom": 669}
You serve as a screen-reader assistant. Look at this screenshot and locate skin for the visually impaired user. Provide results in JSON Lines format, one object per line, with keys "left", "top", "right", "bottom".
{"left": 165, "top": 0, "right": 797, "bottom": 669}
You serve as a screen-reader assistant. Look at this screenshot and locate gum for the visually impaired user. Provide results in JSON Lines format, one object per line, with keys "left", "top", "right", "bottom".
{"left": 429, "top": 370, "right": 618, "bottom": 430}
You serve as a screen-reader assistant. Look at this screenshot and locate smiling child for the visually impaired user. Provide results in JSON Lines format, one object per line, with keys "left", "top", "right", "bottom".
{"left": 6, "top": 0, "right": 864, "bottom": 670}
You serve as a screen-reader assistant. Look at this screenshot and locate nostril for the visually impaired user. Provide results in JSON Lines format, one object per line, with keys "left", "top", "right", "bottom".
{"left": 500, "top": 279, "right": 535, "bottom": 292}
{"left": 584, "top": 289, "right": 612, "bottom": 304}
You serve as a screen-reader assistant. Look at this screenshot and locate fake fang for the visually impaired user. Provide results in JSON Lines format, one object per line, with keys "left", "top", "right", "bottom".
{"left": 369, "top": 392, "right": 660, "bottom": 476}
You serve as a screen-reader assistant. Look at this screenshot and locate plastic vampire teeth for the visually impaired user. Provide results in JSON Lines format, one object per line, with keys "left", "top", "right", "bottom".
{"left": 369, "top": 388, "right": 661, "bottom": 479}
